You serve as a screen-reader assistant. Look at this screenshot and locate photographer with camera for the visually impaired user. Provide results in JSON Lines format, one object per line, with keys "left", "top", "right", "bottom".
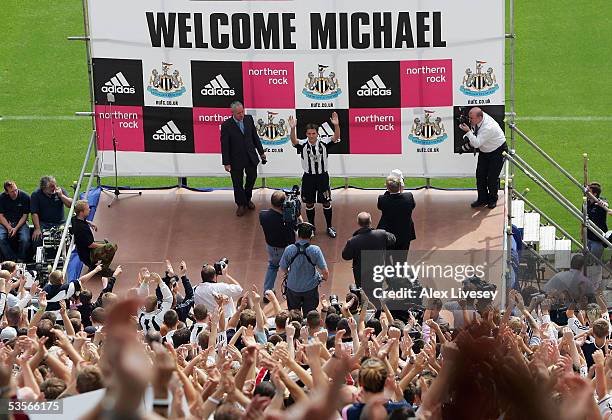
{"left": 288, "top": 112, "right": 341, "bottom": 238}
{"left": 193, "top": 258, "right": 243, "bottom": 319}
{"left": 259, "top": 191, "right": 298, "bottom": 296}
{"left": 458, "top": 107, "right": 507, "bottom": 209}
{"left": 279, "top": 222, "right": 328, "bottom": 315}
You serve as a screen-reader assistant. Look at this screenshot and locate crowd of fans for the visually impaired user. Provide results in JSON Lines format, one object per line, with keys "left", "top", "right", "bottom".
{"left": 0, "top": 176, "right": 611, "bottom": 420}
{"left": 0, "top": 254, "right": 610, "bottom": 419}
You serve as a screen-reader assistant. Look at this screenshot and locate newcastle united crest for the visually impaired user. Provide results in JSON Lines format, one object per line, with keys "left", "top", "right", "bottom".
{"left": 302, "top": 65, "right": 342, "bottom": 100}
{"left": 408, "top": 111, "right": 448, "bottom": 145}
{"left": 460, "top": 61, "right": 499, "bottom": 97}
{"left": 256, "top": 112, "right": 289, "bottom": 145}
{"left": 147, "top": 62, "right": 186, "bottom": 98}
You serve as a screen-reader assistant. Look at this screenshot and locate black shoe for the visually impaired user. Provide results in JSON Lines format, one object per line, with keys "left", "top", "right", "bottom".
{"left": 247, "top": 201, "right": 255, "bottom": 210}
{"left": 471, "top": 200, "right": 486, "bottom": 208}
{"left": 327, "top": 227, "right": 337, "bottom": 238}
{"left": 487, "top": 201, "right": 497, "bottom": 209}
{"left": 236, "top": 206, "right": 246, "bottom": 217}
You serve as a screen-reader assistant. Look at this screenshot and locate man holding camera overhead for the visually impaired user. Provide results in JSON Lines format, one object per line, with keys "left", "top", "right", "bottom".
{"left": 288, "top": 112, "right": 341, "bottom": 238}
{"left": 193, "top": 260, "right": 243, "bottom": 320}
{"left": 459, "top": 107, "right": 507, "bottom": 209}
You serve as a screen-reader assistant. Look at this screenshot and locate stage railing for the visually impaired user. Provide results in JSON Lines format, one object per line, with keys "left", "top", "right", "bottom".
{"left": 504, "top": 151, "right": 612, "bottom": 277}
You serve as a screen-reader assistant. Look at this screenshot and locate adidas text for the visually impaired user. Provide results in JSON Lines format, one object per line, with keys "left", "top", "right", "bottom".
{"left": 201, "top": 87, "right": 235, "bottom": 96}
{"left": 357, "top": 88, "right": 392, "bottom": 97}
{"left": 153, "top": 133, "right": 187, "bottom": 141}
{"left": 102, "top": 85, "right": 136, "bottom": 94}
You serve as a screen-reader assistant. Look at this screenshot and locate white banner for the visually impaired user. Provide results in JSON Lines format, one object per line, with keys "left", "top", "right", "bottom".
{"left": 88, "top": 0, "right": 505, "bottom": 177}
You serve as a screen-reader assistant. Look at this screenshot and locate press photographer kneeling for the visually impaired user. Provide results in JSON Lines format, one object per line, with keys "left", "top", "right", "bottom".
{"left": 458, "top": 107, "right": 507, "bottom": 209}
{"left": 72, "top": 200, "right": 117, "bottom": 276}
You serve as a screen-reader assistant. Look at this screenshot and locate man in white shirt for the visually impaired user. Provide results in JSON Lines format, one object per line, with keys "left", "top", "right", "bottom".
{"left": 193, "top": 264, "right": 243, "bottom": 320}
{"left": 459, "top": 107, "right": 507, "bottom": 209}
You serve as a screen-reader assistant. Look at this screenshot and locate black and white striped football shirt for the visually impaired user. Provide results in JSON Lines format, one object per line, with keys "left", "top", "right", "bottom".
{"left": 294, "top": 136, "right": 338, "bottom": 174}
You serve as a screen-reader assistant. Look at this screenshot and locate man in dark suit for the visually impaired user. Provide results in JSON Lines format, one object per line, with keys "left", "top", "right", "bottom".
{"left": 377, "top": 175, "right": 416, "bottom": 261}
{"left": 220, "top": 101, "right": 266, "bottom": 216}
{"left": 342, "top": 212, "right": 395, "bottom": 287}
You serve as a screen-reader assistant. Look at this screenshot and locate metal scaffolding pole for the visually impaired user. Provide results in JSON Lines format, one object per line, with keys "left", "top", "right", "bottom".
{"left": 504, "top": 0, "right": 517, "bottom": 302}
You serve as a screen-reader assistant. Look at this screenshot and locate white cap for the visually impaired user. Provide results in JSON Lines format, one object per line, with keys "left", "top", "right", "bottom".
{"left": 390, "top": 169, "right": 405, "bottom": 187}
{"left": 0, "top": 327, "right": 17, "bottom": 342}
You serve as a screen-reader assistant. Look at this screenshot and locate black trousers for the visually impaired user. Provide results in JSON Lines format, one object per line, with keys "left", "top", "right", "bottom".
{"left": 286, "top": 286, "right": 319, "bottom": 315}
{"left": 391, "top": 241, "right": 411, "bottom": 263}
{"left": 476, "top": 144, "right": 507, "bottom": 204}
{"left": 230, "top": 165, "right": 257, "bottom": 206}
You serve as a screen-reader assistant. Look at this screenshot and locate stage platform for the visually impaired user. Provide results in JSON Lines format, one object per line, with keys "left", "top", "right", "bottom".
{"left": 85, "top": 187, "right": 505, "bottom": 300}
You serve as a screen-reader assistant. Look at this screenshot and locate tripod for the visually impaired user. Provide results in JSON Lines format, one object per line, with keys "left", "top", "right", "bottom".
{"left": 103, "top": 92, "right": 142, "bottom": 207}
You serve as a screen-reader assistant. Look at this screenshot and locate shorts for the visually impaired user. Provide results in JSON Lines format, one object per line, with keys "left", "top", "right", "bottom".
{"left": 301, "top": 172, "right": 331, "bottom": 204}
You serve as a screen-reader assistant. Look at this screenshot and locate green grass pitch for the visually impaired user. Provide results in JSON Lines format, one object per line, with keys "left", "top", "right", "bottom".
{"left": 0, "top": 0, "right": 610, "bottom": 243}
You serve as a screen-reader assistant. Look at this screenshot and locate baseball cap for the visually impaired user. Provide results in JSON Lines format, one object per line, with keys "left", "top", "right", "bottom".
{"left": 0, "top": 327, "right": 17, "bottom": 342}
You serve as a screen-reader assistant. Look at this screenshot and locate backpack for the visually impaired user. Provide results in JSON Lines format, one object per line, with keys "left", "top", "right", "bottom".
{"left": 281, "top": 242, "right": 316, "bottom": 296}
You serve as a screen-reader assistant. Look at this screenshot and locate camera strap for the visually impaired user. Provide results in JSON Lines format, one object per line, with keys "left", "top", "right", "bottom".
{"left": 287, "top": 242, "right": 316, "bottom": 268}
{"left": 282, "top": 243, "right": 317, "bottom": 297}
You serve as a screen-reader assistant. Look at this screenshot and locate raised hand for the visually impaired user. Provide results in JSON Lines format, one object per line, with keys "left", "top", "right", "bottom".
{"left": 305, "top": 342, "right": 321, "bottom": 360}
{"left": 300, "top": 325, "right": 309, "bottom": 342}
{"left": 388, "top": 326, "right": 401, "bottom": 340}
{"left": 30, "top": 280, "right": 39, "bottom": 296}
{"left": 178, "top": 260, "right": 187, "bottom": 277}
{"left": 139, "top": 267, "right": 151, "bottom": 283}
{"left": 320, "top": 293, "right": 330, "bottom": 310}
{"left": 38, "top": 291, "right": 47, "bottom": 309}
{"left": 251, "top": 285, "right": 261, "bottom": 305}
{"left": 243, "top": 325, "right": 256, "bottom": 347}
{"left": 59, "top": 300, "right": 67, "bottom": 316}
{"left": 285, "top": 320, "right": 296, "bottom": 338}
{"left": 112, "top": 265, "right": 123, "bottom": 278}
{"left": 343, "top": 297, "right": 356, "bottom": 313}
{"left": 330, "top": 111, "right": 339, "bottom": 126}
{"left": 288, "top": 115, "right": 297, "bottom": 129}
{"left": 165, "top": 260, "right": 175, "bottom": 277}
{"left": 150, "top": 272, "right": 162, "bottom": 285}
{"left": 314, "top": 329, "right": 328, "bottom": 344}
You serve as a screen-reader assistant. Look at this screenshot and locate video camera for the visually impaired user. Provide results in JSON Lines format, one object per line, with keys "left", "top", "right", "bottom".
{"left": 33, "top": 226, "right": 71, "bottom": 286}
{"left": 282, "top": 185, "right": 302, "bottom": 230}
{"left": 462, "top": 275, "right": 497, "bottom": 303}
